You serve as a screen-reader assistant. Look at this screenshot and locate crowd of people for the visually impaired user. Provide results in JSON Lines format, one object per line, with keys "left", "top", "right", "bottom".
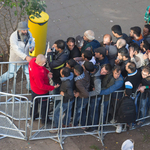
{"left": 1, "top": 21, "right": 150, "bottom": 134}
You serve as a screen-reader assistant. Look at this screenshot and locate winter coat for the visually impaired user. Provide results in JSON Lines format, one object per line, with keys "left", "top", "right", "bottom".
{"left": 9, "top": 30, "right": 35, "bottom": 64}
{"left": 60, "top": 72, "right": 74, "bottom": 103}
{"left": 47, "top": 50, "right": 69, "bottom": 84}
{"left": 89, "top": 64, "right": 101, "bottom": 97}
{"left": 75, "top": 71, "right": 90, "bottom": 98}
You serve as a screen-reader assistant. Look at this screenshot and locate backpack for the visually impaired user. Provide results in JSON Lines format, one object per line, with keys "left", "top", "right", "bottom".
{"left": 116, "top": 96, "right": 136, "bottom": 124}
{"left": 144, "top": 6, "right": 150, "bottom": 24}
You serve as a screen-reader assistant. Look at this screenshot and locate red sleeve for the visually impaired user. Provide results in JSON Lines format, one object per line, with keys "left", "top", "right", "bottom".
{"left": 33, "top": 69, "right": 55, "bottom": 91}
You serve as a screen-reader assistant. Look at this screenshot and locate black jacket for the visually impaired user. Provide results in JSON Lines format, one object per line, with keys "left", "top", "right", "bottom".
{"left": 67, "top": 45, "right": 81, "bottom": 59}
{"left": 60, "top": 72, "right": 74, "bottom": 103}
{"left": 47, "top": 50, "right": 69, "bottom": 84}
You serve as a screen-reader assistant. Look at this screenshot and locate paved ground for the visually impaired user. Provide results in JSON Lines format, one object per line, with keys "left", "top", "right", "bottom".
{"left": 1, "top": 0, "right": 150, "bottom": 150}
{"left": 45, "top": 0, "right": 149, "bottom": 45}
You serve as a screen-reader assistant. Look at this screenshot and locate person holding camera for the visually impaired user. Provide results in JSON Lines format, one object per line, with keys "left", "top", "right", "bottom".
{"left": 47, "top": 40, "right": 69, "bottom": 94}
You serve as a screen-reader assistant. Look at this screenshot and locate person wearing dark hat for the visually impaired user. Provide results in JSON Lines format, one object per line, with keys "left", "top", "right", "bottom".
{"left": 0, "top": 21, "right": 35, "bottom": 89}
{"left": 73, "top": 64, "right": 90, "bottom": 126}
{"left": 83, "top": 61, "right": 101, "bottom": 132}
{"left": 129, "top": 26, "right": 144, "bottom": 46}
{"left": 95, "top": 47, "right": 110, "bottom": 66}
{"left": 83, "top": 30, "right": 101, "bottom": 52}
{"left": 76, "top": 35, "right": 92, "bottom": 54}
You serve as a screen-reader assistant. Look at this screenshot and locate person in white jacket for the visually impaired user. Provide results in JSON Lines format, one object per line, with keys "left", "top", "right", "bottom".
{"left": 0, "top": 21, "right": 35, "bottom": 89}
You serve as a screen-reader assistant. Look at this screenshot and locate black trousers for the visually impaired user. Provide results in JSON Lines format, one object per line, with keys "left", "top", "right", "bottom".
{"left": 30, "top": 91, "right": 49, "bottom": 122}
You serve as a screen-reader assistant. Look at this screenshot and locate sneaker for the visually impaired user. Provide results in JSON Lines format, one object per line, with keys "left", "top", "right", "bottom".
{"left": 84, "top": 127, "right": 97, "bottom": 133}
{"left": 116, "top": 124, "right": 122, "bottom": 133}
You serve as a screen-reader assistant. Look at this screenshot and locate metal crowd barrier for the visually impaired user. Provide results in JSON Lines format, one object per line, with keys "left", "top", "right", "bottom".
{"left": 0, "top": 92, "right": 29, "bottom": 140}
{"left": 29, "top": 90, "right": 150, "bottom": 149}
{"left": 0, "top": 61, "right": 31, "bottom": 96}
{"left": 0, "top": 88, "right": 150, "bottom": 149}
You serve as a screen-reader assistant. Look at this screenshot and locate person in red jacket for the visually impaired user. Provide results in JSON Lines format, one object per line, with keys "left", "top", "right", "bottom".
{"left": 29, "top": 54, "right": 59, "bottom": 124}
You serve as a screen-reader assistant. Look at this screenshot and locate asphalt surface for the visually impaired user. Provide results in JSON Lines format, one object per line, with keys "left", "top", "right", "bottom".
{"left": 44, "top": 0, "right": 150, "bottom": 45}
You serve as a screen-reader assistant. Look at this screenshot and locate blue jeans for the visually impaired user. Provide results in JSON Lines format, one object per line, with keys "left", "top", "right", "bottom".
{"left": 54, "top": 99, "right": 74, "bottom": 128}
{"left": 87, "top": 96, "right": 101, "bottom": 126}
{"left": 103, "top": 100, "right": 109, "bottom": 123}
{"left": 140, "top": 97, "right": 150, "bottom": 120}
{"left": 74, "top": 97, "right": 89, "bottom": 126}
{"left": 0, "top": 63, "right": 30, "bottom": 89}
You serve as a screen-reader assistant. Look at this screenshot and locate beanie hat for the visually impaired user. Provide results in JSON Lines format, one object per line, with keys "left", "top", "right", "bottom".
{"left": 84, "top": 30, "right": 95, "bottom": 41}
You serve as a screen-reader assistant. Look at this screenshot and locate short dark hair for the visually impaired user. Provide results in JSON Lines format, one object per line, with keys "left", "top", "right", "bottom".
{"left": 111, "top": 25, "right": 122, "bottom": 35}
{"left": 142, "top": 65, "right": 150, "bottom": 74}
{"left": 54, "top": 40, "right": 65, "bottom": 50}
{"left": 113, "top": 65, "right": 121, "bottom": 73}
{"left": 125, "top": 36, "right": 133, "bottom": 45}
{"left": 118, "top": 47, "right": 129, "bottom": 58}
{"left": 144, "top": 24, "right": 150, "bottom": 33}
{"left": 74, "top": 65, "right": 83, "bottom": 75}
{"left": 61, "top": 67, "right": 71, "bottom": 77}
{"left": 130, "top": 26, "right": 141, "bottom": 37}
{"left": 101, "top": 64, "right": 112, "bottom": 74}
{"left": 129, "top": 43, "right": 140, "bottom": 53}
{"left": 143, "top": 39, "right": 150, "bottom": 50}
{"left": 67, "top": 37, "right": 75, "bottom": 43}
{"left": 128, "top": 62, "right": 136, "bottom": 73}
{"left": 83, "top": 50, "right": 92, "bottom": 60}
{"left": 66, "top": 59, "right": 77, "bottom": 68}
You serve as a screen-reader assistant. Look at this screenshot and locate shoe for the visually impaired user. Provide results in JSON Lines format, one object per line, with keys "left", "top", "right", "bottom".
{"left": 84, "top": 127, "right": 97, "bottom": 133}
{"left": 116, "top": 124, "right": 122, "bottom": 133}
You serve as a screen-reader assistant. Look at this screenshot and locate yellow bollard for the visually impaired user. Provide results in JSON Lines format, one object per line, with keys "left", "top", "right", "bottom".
{"left": 28, "top": 11, "right": 49, "bottom": 57}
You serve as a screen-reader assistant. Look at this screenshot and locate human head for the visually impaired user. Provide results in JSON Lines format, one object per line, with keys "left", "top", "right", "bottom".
{"left": 17, "top": 21, "right": 29, "bottom": 35}
{"left": 118, "top": 48, "right": 129, "bottom": 61}
{"left": 94, "top": 47, "right": 106, "bottom": 60}
{"left": 54, "top": 40, "right": 65, "bottom": 51}
{"left": 111, "top": 25, "right": 122, "bottom": 37}
{"left": 141, "top": 66, "right": 150, "bottom": 78}
{"left": 35, "top": 54, "right": 47, "bottom": 66}
{"left": 121, "top": 139, "right": 134, "bottom": 150}
{"left": 67, "top": 37, "right": 75, "bottom": 50}
{"left": 74, "top": 65, "right": 83, "bottom": 76}
{"left": 140, "top": 39, "right": 150, "bottom": 52}
{"left": 103, "top": 34, "right": 112, "bottom": 46}
{"left": 83, "top": 61, "right": 95, "bottom": 72}
{"left": 116, "top": 39, "right": 126, "bottom": 49}
{"left": 129, "top": 43, "right": 140, "bottom": 55}
{"left": 100, "top": 64, "right": 112, "bottom": 75}
{"left": 83, "top": 30, "right": 95, "bottom": 42}
{"left": 112, "top": 65, "right": 121, "bottom": 79}
{"left": 60, "top": 67, "right": 71, "bottom": 78}
{"left": 143, "top": 24, "right": 150, "bottom": 37}
{"left": 66, "top": 59, "right": 77, "bottom": 69}
{"left": 82, "top": 50, "right": 93, "bottom": 61}
{"left": 126, "top": 62, "right": 136, "bottom": 74}
{"left": 76, "top": 35, "right": 84, "bottom": 49}
{"left": 130, "top": 26, "right": 141, "bottom": 39}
